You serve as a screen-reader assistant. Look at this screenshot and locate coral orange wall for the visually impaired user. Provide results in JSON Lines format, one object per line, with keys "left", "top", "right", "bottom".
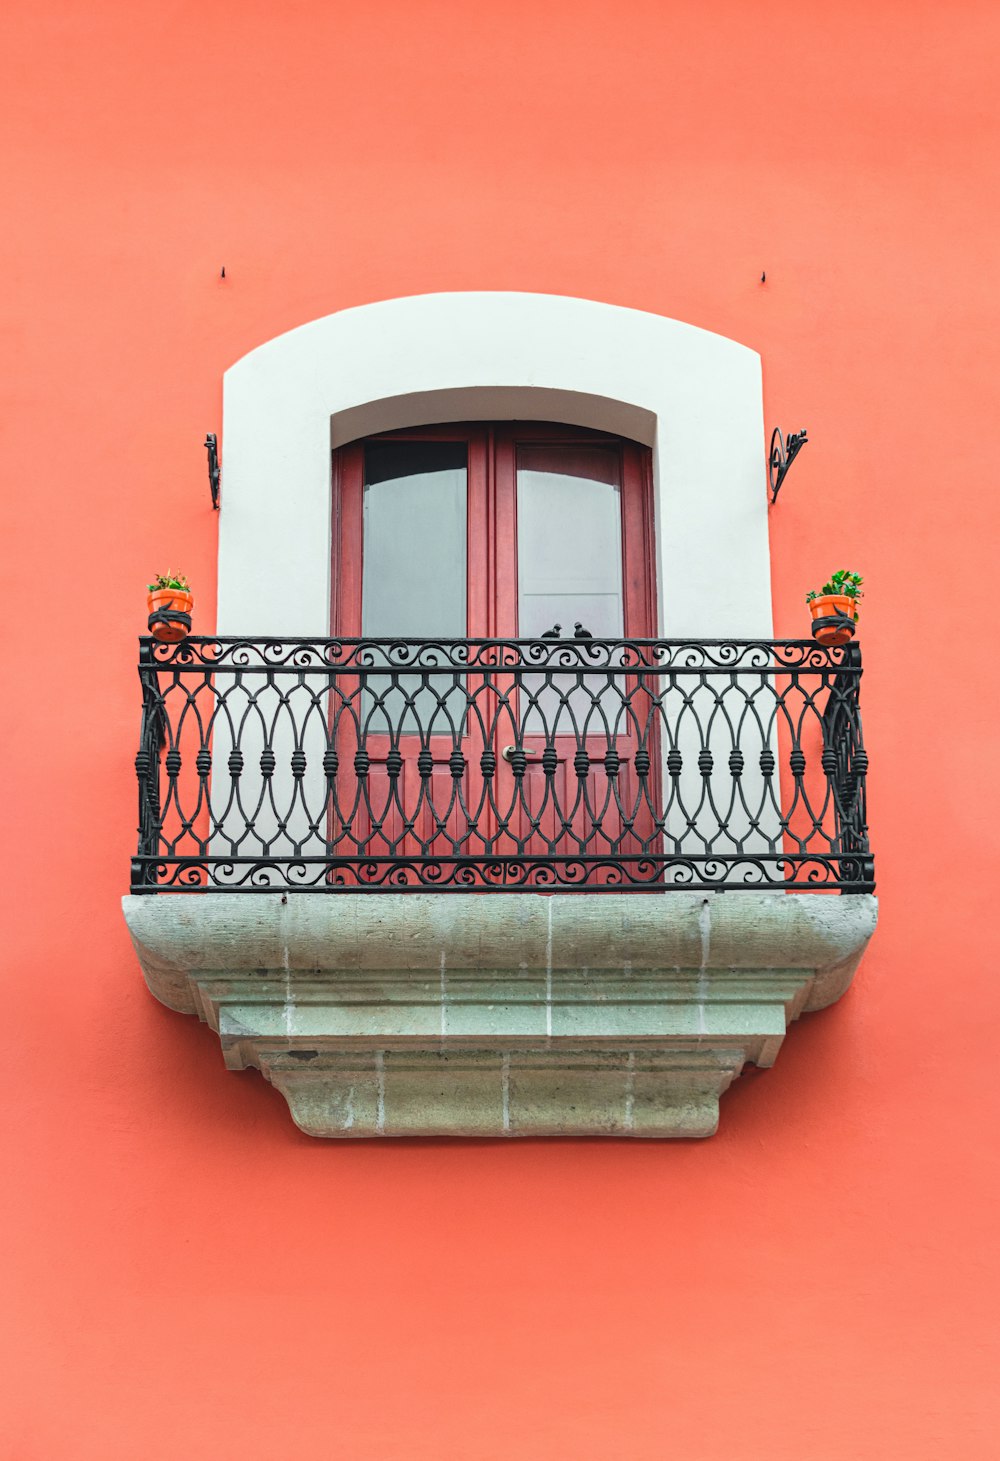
{"left": 3, "top": 2, "right": 998, "bottom": 1455}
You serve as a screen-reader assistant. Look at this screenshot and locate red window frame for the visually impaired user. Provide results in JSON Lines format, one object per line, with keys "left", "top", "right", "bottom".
{"left": 329, "top": 422, "right": 660, "bottom": 878}
{"left": 331, "top": 421, "right": 657, "bottom": 642}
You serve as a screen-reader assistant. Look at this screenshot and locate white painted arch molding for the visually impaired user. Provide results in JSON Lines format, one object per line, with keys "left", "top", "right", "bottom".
{"left": 219, "top": 291, "right": 772, "bottom": 638}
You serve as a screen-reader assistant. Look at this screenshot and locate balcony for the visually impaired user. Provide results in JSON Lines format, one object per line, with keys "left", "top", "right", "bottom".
{"left": 123, "top": 636, "right": 877, "bottom": 1137}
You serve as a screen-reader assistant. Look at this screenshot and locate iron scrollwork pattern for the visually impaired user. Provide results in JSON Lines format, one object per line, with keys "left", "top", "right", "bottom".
{"left": 205, "top": 433, "right": 221, "bottom": 511}
{"left": 768, "top": 427, "right": 808, "bottom": 504}
{"left": 131, "top": 636, "right": 873, "bottom": 894}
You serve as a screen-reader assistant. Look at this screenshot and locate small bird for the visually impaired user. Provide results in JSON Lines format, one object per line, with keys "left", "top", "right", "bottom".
{"left": 541, "top": 624, "right": 562, "bottom": 639}
{"left": 573, "top": 623, "right": 592, "bottom": 639}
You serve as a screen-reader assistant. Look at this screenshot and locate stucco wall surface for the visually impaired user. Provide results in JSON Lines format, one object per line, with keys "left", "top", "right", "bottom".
{"left": 3, "top": 1, "right": 999, "bottom": 1457}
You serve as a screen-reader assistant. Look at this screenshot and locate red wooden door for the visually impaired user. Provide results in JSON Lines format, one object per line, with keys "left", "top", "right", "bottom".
{"left": 491, "top": 427, "right": 658, "bottom": 880}
{"left": 331, "top": 428, "right": 489, "bottom": 874}
{"left": 332, "top": 423, "right": 657, "bottom": 886}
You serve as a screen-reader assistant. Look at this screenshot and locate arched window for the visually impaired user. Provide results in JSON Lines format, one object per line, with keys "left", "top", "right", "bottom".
{"left": 329, "top": 421, "right": 658, "bottom": 878}
{"left": 332, "top": 421, "right": 655, "bottom": 641}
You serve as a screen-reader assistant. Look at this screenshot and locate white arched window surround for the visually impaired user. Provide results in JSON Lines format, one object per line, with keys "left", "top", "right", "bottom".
{"left": 218, "top": 292, "right": 771, "bottom": 638}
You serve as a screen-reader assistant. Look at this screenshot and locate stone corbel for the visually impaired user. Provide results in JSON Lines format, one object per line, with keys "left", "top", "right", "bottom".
{"left": 123, "top": 891, "right": 877, "bottom": 1139}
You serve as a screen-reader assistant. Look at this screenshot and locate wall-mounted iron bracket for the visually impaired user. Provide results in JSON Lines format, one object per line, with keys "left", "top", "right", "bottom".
{"left": 205, "top": 433, "right": 221, "bottom": 511}
{"left": 768, "top": 427, "right": 808, "bottom": 504}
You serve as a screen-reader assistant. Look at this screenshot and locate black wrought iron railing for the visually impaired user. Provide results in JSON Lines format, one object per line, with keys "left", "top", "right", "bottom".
{"left": 131, "top": 637, "right": 873, "bottom": 894}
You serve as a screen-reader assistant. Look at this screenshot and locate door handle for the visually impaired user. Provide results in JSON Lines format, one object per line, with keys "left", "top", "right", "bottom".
{"left": 501, "top": 744, "right": 542, "bottom": 762}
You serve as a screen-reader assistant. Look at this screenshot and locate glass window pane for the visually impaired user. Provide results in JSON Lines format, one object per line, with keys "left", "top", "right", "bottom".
{"left": 361, "top": 441, "right": 468, "bottom": 737}
{"left": 362, "top": 441, "right": 467, "bottom": 637}
{"left": 516, "top": 445, "right": 624, "bottom": 640}
{"left": 517, "top": 445, "right": 625, "bottom": 738}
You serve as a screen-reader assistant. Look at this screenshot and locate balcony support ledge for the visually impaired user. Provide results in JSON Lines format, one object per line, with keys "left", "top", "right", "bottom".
{"left": 123, "top": 891, "right": 877, "bottom": 1139}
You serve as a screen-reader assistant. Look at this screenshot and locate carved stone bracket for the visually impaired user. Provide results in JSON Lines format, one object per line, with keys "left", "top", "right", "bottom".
{"left": 123, "top": 891, "right": 877, "bottom": 1139}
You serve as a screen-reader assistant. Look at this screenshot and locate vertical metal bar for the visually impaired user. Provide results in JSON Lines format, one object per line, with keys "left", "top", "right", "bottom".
{"left": 133, "top": 640, "right": 166, "bottom": 893}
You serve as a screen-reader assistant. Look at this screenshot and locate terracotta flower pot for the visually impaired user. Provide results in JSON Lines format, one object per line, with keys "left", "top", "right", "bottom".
{"left": 809, "top": 593, "right": 858, "bottom": 647}
{"left": 147, "top": 587, "right": 194, "bottom": 643}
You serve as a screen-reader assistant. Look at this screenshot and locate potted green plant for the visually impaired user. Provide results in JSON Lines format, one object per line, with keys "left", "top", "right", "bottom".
{"left": 806, "top": 570, "right": 863, "bottom": 646}
{"left": 147, "top": 573, "right": 193, "bottom": 643}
